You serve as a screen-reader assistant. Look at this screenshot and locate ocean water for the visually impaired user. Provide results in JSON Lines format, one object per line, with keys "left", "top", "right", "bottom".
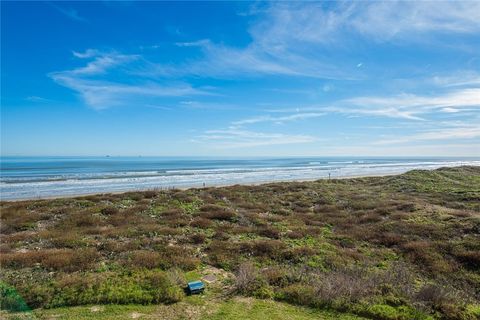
{"left": 1, "top": 157, "right": 479, "bottom": 200}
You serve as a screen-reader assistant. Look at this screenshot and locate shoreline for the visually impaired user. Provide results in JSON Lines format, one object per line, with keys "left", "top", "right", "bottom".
{"left": 2, "top": 166, "right": 479, "bottom": 320}
{"left": 0, "top": 170, "right": 403, "bottom": 202}
{"left": 2, "top": 158, "right": 479, "bottom": 202}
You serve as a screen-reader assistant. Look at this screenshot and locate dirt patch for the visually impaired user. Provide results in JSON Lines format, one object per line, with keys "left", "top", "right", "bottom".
{"left": 90, "top": 305, "right": 104, "bottom": 312}
{"left": 130, "top": 311, "right": 144, "bottom": 319}
{"left": 202, "top": 274, "right": 217, "bottom": 283}
{"left": 203, "top": 265, "right": 233, "bottom": 280}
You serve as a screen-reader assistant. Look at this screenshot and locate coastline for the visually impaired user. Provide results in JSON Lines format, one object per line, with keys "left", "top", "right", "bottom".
{"left": 0, "top": 170, "right": 425, "bottom": 202}
{"left": 3, "top": 157, "right": 479, "bottom": 202}
{"left": 2, "top": 166, "right": 479, "bottom": 320}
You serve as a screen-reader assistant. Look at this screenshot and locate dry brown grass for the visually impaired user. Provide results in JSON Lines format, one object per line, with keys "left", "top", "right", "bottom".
{"left": 126, "top": 250, "right": 163, "bottom": 269}
{"left": 199, "top": 204, "right": 237, "bottom": 221}
{"left": 0, "top": 206, "right": 45, "bottom": 234}
{"left": 190, "top": 217, "right": 213, "bottom": 228}
{"left": 100, "top": 206, "right": 118, "bottom": 215}
{"left": 0, "top": 248, "right": 99, "bottom": 271}
{"left": 257, "top": 226, "right": 280, "bottom": 239}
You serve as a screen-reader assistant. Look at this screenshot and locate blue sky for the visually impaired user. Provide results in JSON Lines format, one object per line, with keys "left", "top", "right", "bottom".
{"left": 1, "top": 1, "right": 479, "bottom": 157}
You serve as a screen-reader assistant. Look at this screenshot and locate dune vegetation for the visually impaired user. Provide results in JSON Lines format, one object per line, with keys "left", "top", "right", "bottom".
{"left": 1, "top": 166, "right": 479, "bottom": 319}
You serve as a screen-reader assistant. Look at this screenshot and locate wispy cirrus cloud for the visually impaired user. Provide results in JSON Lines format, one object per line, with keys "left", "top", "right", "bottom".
{"left": 48, "top": 0, "right": 480, "bottom": 157}
{"left": 159, "top": 1, "right": 480, "bottom": 80}
{"left": 325, "top": 106, "right": 425, "bottom": 121}
{"left": 342, "top": 88, "right": 480, "bottom": 117}
{"left": 49, "top": 2, "right": 88, "bottom": 23}
{"left": 431, "top": 71, "right": 480, "bottom": 88}
{"left": 260, "top": 87, "right": 480, "bottom": 121}
{"left": 51, "top": 77, "right": 207, "bottom": 110}
{"left": 178, "top": 100, "right": 237, "bottom": 111}
{"left": 68, "top": 51, "right": 139, "bottom": 76}
{"left": 170, "top": 39, "right": 333, "bottom": 79}
{"left": 232, "top": 112, "right": 326, "bottom": 126}
{"left": 348, "top": 1, "right": 480, "bottom": 39}
{"left": 72, "top": 49, "right": 99, "bottom": 59}
{"left": 50, "top": 50, "right": 211, "bottom": 110}
{"left": 373, "top": 125, "right": 480, "bottom": 145}
{"left": 250, "top": 1, "right": 480, "bottom": 48}
{"left": 25, "top": 96, "right": 50, "bottom": 103}
{"left": 195, "top": 128, "right": 316, "bottom": 149}
{"left": 51, "top": 2, "right": 480, "bottom": 109}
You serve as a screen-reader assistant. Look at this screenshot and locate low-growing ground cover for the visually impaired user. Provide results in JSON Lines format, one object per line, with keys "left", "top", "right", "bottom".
{"left": 1, "top": 166, "right": 479, "bottom": 319}
{"left": 0, "top": 297, "right": 367, "bottom": 320}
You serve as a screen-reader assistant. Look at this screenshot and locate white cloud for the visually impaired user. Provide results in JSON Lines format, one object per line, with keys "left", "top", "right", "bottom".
{"left": 442, "top": 107, "right": 461, "bottom": 113}
{"left": 350, "top": 1, "right": 480, "bottom": 38}
{"left": 171, "top": 40, "right": 321, "bottom": 78}
{"left": 69, "top": 50, "right": 140, "bottom": 76}
{"left": 432, "top": 71, "right": 480, "bottom": 87}
{"left": 150, "top": 1, "right": 480, "bottom": 81}
{"left": 54, "top": 2, "right": 480, "bottom": 100}
{"left": 72, "top": 49, "right": 100, "bottom": 59}
{"left": 327, "top": 105, "right": 425, "bottom": 121}
{"left": 25, "top": 96, "right": 50, "bottom": 103}
{"left": 311, "top": 143, "right": 480, "bottom": 157}
{"left": 373, "top": 125, "right": 480, "bottom": 145}
{"left": 253, "top": 1, "right": 480, "bottom": 46}
{"left": 233, "top": 112, "right": 325, "bottom": 126}
{"left": 50, "top": 51, "right": 210, "bottom": 109}
{"left": 51, "top": 75, "right": 208, "bottom": 110}
{"left": 49, "top": 3, "right": 88, "bottom": 23}
{"left": 260, "top": 87, "right": 480, "bottom": 122}
{"left": 175, "top": 39, "right": 211, "bottom": 47}
{"left": 338, "top": 88, "right": 480, "bottom": 120}
{"left": 177, "top": 101, "right": 237, "bottom": 110}
{"left": 51, "top": 2, "right": 480, "bottom": 118}
{"left": 196, "top": 128, "right": 316, "bottom": 148}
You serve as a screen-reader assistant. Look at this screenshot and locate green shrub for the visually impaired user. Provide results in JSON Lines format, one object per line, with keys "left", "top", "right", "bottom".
{"left": 11, "top": 270, "right": 184, "bottom": 308}
{"left": 0, "top": 282, "right": 30, "bottom": 312}
{"left": 466, "top": 305, "right": 480, "bottom": 319}
{"left": 253, "top": 285, "right": 274, "bottom": 299}
{"left": 278, "top": 283, "right": 317, "bottom": 307}
{"left": 356, "top": 303, "right": 432, "bottom": 320}
{"left": 263, "top": 267, "right": 289, "bottom": 287}
{"left": 19, "top": 282, "right": 54, "bottom": 309}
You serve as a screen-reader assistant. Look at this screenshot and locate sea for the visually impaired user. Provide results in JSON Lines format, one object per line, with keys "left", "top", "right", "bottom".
{"left": 1, "top": 157, "right": 479, "bottom": 200}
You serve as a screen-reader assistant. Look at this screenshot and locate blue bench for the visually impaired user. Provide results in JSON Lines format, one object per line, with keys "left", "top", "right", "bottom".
{"left": 187, "top": 280, "right": 205, "bottom": 294}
